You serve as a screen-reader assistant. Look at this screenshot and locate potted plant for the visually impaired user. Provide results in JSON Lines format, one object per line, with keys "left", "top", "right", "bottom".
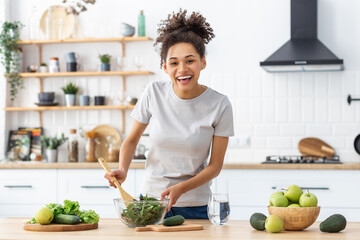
{"left": 41, "top": 134, "right": 68, "bottom": 162}
{"left": 39, "top": 63, "right": 48, "bottom": 73}
{"left": 99, "top": 54, "right": 111, "bottom": 71}
{"left": 61, "top": 82, "right": 79, "bottom": 106}
{"left": 0, "top": 21, "right": 24, "bottom": 101}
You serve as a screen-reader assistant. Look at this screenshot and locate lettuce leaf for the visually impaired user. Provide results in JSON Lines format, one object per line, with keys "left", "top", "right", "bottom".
{"left": 63, "top": 200, "right": 80, "bottom": 215}
{"left": 46, "top": 203, "right": 64, "bottom": 215}
{"left": 79, "top": 210, "right": 100, "bottom": 223}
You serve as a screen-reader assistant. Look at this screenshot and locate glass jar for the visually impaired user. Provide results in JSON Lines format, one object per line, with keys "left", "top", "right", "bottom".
{"left": 85, "top": 131, "right": 98, "bottom": 162}
{"left": 106, "top": 135, "right": 120, "bottom": 162}
{"left": 68, "top": 129, "right": 79, "bottom": 162}
{"left": 49, "top": 57, "right": 59, "bottom": 73}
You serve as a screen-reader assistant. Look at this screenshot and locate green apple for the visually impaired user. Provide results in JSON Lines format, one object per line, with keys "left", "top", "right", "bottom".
{"left": 35, "top": 207, "right": 54, "bottom": 225}
{"left": 299, "top": 192, "right": 318, "bottom": 207}
{"left": 265, "top": 215, "right": 284, "bottom": 233}
{"left": 270, "top": 195, "right": 289, "bottom": 207}
{"left": 288, "top": 203, "right": 301, "bottom": 208}
{"left": 269, "top": 191, "right": 284, "bottom": 206}
{"left": 284, "top": 184, "right": 303, "bottom": 203}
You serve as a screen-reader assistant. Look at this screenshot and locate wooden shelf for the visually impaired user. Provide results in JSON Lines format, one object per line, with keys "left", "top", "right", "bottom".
{"left": 17, "top": 71, "right": 153, "bottom": 78}
{"left": 3, "top": 105, "right": 135, "bottom": 111}
{"left": 18, "top": 37, "right": 153, "bottom": 45}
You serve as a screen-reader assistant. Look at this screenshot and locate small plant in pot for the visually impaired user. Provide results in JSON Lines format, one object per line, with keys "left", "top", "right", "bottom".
{"left": 39, "top": 63, "right": 48, "bottom": 73}
{"left": 99, "top": 54, "right": 111, "bottom": 71}
{"left": 41, "top": 134, "right": 68, "bottom": 163}
{"left": 61, "top": 82, "right": 79, "bottom": 107}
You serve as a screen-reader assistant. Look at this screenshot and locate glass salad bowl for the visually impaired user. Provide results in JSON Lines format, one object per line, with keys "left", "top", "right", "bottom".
{"left": 113, "top": 197, "right": 169, "bottom": 228}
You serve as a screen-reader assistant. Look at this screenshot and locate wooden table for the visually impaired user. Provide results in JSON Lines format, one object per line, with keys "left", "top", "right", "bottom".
{"left": 0, "top": 218, "right": 359, "bottom": 240}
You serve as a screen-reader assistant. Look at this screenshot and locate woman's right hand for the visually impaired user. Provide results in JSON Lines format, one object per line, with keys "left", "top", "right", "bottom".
{"left": 104, "top": 169, "right": 127, "bottom": 188}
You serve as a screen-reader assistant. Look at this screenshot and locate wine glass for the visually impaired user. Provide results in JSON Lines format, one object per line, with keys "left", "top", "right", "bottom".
{"left": 207, "top": 193, "right": 230, "bottom": 225}
{"left": 116, "top": 56, "right": 126, "bottom": 71}
{"left": 117, "top": 91, "right": 128, "bottom": 105}
{"left": 133, "top": 56, "right": 144, "bottom": 71}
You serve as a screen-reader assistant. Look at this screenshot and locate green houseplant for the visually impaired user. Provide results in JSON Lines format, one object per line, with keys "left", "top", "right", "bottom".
{"left": 39, "top": 62, "right": 48, "bottom": 73}
{"left": 61, "top": 82, "right": 79, "bottom": 107}
{"left": 0, "top": 21, "right": 24, "bottom": 101}
{"left": 41, "top": 134, "right": 68, "bottom": 162}
{"left": 99, "top": 54, "right": 111, "bottom": 71}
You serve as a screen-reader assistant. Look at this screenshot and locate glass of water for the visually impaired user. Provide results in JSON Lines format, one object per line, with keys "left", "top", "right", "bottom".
{"left": 207, "top": 193, "right": 230, "bottom": 225}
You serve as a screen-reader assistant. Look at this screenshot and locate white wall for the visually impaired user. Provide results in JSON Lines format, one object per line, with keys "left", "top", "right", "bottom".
{"left": 2, "top": 0, "right": 360, "bottom": 163}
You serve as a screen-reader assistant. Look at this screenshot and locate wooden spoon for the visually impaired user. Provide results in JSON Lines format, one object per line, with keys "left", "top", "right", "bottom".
{"left": 98, "top": 158, "right": 134, "bottom": 204}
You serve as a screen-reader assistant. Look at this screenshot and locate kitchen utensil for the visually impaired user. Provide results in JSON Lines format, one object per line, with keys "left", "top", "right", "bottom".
{"left": 98, "top": 158, "right": 134, "bottom": 203}
{"left": 23, "top": 222, "right": 98, "bottom": 232}
{"left": 38, "top": 92, "right": 55, "bottom": 102}
{"left": 298, "top": 138, "right": 335, "bottom": 158}
{"left": 40, "top": 5, "right": 75, "bottom": 39}
{"left": 114, "top": 198, "right": 169, "bottom": 228}
{"left": 354, "top": 134, "right": 360, "bottom": 154}
{"left": 268, "top": 206, "right": 320, "bottom": 231}
{"left": 35, "top": 102, "right": 59, "bottom": 106}
{"left": 92, "top": 125, "right": 121, "bottom": 161}
{"left": 135, "top": 223, "right": 203, "bottom": 232}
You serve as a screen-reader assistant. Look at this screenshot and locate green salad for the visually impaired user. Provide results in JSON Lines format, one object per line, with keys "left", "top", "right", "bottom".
{"left": 121, "top": 194, "right": 167, "bottom": 226}
{"left": 28, "top": 200, "right": 100, "bottom": 224}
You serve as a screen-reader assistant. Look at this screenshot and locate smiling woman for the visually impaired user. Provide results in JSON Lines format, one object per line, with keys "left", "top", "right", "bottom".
{"left": 105, "top": 9, "right": 234, "bottom": 220}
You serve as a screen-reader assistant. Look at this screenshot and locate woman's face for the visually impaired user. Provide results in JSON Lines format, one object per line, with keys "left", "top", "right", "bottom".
{"left": 164, "top": 42, "right": 206, "bottom": 97}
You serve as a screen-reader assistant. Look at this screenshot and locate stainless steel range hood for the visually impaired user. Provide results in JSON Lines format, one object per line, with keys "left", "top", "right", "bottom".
{"left": 260, "top": 0, "right": 344, "bottom": 72}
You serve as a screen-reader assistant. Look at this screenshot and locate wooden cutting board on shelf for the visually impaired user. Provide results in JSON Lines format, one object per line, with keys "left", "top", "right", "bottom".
{"left": 298, "top": 137, "right": 335, "bottom": 158}
{"left": 135, "top": 223, "right": 203, "bottom": 232}
{"left": 23, "top": 222, "right": 98, "bottom": 232}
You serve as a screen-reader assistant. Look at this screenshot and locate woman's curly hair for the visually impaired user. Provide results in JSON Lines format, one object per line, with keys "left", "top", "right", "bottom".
{"left": 154, "top": 9, "right": 215, "bottom": 68}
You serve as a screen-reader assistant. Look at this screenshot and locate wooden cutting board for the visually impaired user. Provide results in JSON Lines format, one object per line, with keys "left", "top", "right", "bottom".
{"left": 23, "top": 222, "right": 98, "bottom": 232}
{"left": 298, "top": 138, "right": 335, "bottom": 158}
{"left": 135, "top": 223, "right": 203, "bottom": 232}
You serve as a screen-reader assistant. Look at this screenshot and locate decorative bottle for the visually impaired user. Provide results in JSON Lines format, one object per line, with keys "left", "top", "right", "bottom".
{"left": 68, "top": 129, "right": 79, "bottom": 162}
{"left": 137, "top": 10, "right": 145, "bottom": 37}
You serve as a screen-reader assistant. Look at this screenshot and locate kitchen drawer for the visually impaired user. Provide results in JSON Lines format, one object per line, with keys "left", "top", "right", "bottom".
{"left": 0, "top": 204, "right": 45, "bottom": 218}
{"left": 80, "top": 204, "right": 118, "bottom": 218}
{"left": 216, "top": 170, "right": 360, "bottom": 208}
{"left": 57, "top": 169, "right": 136, "bottom": 205}
{"left": 0, "top": 169, "right": 57, "bottom": 204}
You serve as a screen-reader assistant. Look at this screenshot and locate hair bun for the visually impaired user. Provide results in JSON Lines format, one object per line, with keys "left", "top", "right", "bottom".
{"left": 157, "top": 9, "right": 215, "bottom": 44}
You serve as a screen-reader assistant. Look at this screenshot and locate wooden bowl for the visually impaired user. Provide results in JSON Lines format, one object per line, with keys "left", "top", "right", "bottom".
{"left": 268, "top": 206, "right": 320, "bottom": 231}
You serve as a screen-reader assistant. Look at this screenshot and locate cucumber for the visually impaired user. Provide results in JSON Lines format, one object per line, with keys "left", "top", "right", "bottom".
{"left": 53, "top": 214, "right": 81, "bottom": 225}
{"left": 163, "top": 215, "right": 185, "bottom": 226}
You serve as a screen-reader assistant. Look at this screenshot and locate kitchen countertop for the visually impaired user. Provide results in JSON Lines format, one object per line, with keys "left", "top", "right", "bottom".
{"left": 1, "top": 162, "right": 360, "bottom": 170}
{"left": 0, "top": 218, "right": 358, "bottom": 240}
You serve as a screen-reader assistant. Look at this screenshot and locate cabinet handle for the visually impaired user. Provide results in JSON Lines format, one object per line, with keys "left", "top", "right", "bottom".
{"left": 81, "top": 186, "right": 110, "bottom": 189}
{"left": 272, "top": 186, "right": 330, "bottom": 190}
{"left": 4, "top": 185, "right": 33, "bottom": 188}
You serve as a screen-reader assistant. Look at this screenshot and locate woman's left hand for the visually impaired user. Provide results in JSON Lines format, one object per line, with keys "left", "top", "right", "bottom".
{"left": 160, "top": 184, "right": 184, "bottom": 212}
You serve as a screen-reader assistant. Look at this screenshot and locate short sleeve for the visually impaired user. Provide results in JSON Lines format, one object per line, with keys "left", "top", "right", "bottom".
{"left": 130, "top": 83, "right": 152, "bottom": 124}
{"left": 214, "top": 97, "right": 234, "bottom": 137}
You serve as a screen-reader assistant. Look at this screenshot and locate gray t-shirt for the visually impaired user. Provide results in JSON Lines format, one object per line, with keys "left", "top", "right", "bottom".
{"left": 131, "top": 81, "right": 234, "bottom": 206}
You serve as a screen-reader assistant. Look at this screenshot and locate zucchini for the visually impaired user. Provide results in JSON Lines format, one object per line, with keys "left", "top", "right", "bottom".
{"left": 53, "top": 214, "right": 81, "bottom": 224}
{"left": 163, "top": 215, "right": 185, "bottom": 226}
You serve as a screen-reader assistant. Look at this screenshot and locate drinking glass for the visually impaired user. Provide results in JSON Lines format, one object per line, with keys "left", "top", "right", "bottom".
{"left": 116, "top": 56, "right": 126, "bottom": 71}
{"left": 133, "top": 56, "right": 144, "bottom": 71}
{"left": 207, "top": 193, "right": 230, "bottom": 225}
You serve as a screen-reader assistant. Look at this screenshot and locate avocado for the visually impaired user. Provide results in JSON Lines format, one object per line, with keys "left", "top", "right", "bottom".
{"left": 320, "top": 214, "right": 347, "bottom": 233}
{"left": 52, "top": 214, "right": 81, "bottom": 225}
{"left": 163, "top": 215, "right": 185, "bottom": 226}
{"left": 250, "top": 213, "right": 267, "bottom": 231}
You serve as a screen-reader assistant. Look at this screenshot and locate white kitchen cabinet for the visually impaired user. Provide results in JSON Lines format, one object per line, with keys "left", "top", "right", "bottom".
{"left": 0, "top": 169, "right": 57, "bottom": 217}
{"left": 215, "top": 169, "right": 360, "bottom": 222}
{"left": 57, "top": 169, "right": 137, "bottom": 218}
